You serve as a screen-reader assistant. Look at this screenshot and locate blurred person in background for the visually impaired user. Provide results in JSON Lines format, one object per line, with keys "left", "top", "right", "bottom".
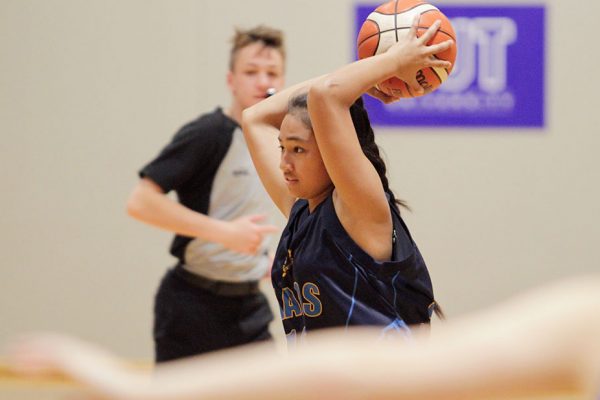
{"left": 126, "top": 25, "right": 286, "bottom": 362}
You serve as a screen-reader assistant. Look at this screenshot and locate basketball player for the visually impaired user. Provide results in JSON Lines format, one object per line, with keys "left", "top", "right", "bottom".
{"left": 125, "top": 26, "right": 285, "bottom": 362}
{"left": 6, "top": 23, "right": 600, "bottom": 399}
{"left": 7, "top": 275, "right": 600, "bottom": 399}
{"left": 239, "top": 19, "right": 452, "bottom": 342}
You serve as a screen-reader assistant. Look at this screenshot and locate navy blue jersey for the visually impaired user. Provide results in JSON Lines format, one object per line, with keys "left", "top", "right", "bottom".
{"left": 272, "top": 193, "right": 436, "bottom": 342}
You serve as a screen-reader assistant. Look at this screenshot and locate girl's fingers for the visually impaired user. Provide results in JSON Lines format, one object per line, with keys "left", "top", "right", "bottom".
{"left": 380, "top": 91, "right": 401, "bottom": 104}
{"left": 376, "top": 83, "right": 393, "bottom": 97}
{"left": 418, "top": 20, "right": 442, "bottom": 44}
{"left": 425, "top": 40, "right": 454, "bottom": 55}
{"left": 366, "top": 86, "right": 400, "bottom": 104}
{"left": 430, "top": 59, "right": 452, "bottom": 69}
{"left": 424, "top": 55, "right": 452, "bottom": 69}
{"left": 407, "top": 14, "right": 420, "bottom": 38}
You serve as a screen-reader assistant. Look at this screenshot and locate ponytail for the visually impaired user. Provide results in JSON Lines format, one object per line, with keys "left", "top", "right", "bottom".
{"left": 349, "top": 97, "right": 408, "bottom": 212}
{"left": 288, "top": 93, "right": 408, "bottom": 211}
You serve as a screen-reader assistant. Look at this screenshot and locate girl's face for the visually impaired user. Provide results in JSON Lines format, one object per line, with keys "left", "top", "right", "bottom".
{"left": 279, "top": 114, "right": 333, "bottom": 204}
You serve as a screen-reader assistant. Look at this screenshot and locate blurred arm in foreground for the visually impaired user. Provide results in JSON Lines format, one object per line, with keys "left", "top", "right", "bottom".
{"left": 5, "top": 275, "right": 600, "bottom": 400}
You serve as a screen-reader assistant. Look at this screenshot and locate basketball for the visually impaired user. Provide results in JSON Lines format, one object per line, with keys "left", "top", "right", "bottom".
{"left": 357, "top": 0, "right": 457, "bottom": 98}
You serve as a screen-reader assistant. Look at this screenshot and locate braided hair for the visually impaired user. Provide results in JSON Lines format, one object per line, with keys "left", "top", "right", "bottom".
{"left": 288, "top": 93, "right": 446, "bottom": 318}
{"left": 288, "top": 93, "right": 408, "bottom": 212}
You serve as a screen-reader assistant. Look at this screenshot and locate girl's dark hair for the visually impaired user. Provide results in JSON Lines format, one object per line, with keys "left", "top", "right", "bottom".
{"left": 289, "top": 94, "right": 446, "bottom": 318}
{"left": 288, "top": 93, "right": 408, "bottom": 211}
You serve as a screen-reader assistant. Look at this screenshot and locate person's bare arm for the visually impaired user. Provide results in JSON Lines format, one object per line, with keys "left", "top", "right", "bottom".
{"left": 242, "top": 77, "right": 324, "bottom": 218}
{"left": 6, "top": 276, "right": 600, "bottom": 400}
{"left": 307, "top": 20, "right": 452, "bottom": 260}
{"left": 126, "top": 178, "right": 277, "bottom": 255}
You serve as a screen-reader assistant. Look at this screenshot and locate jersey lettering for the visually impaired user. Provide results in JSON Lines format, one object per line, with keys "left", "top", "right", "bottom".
{"left": 281, "top": 287, "right": 303, "bottom": 320}
{"left": 302, "top": 282, "right": 322, "bottom": 317}
{"left": 281, "top": 282, "right": 323, "bottom": 320}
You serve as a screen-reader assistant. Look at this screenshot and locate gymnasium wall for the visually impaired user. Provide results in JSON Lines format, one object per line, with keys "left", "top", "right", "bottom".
{"left": 1, "top": 0, "right": 598, "bottom": 359}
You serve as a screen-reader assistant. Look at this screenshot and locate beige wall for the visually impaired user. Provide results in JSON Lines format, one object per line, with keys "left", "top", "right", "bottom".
{"left": 1, "top": 0, "right": 598, "bottom": 359}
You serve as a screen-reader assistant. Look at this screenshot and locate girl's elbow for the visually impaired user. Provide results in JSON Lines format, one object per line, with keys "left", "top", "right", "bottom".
{"left": 308, "top": 81, "right": 331, "bottom": 103}
{"left": 309, "top": 79, "right": 345, "bottom": 108}
{"left": 241, "top": 106, "right": 259, "bottom": 128}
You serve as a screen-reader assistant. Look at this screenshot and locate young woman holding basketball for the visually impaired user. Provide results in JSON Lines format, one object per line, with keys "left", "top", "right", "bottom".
{"left": 6, "top": 20, "right": 600, "bottom": 400}
{"left": 241, "top": 19, "right": 453, "bottom": 341}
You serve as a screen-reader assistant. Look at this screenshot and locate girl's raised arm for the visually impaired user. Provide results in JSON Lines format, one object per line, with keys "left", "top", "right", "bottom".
{"left": 307, "top": 19, "right": 452, "bottom": 259}
{"left": 242, "top": 77, "right": 323, "bottom": 217}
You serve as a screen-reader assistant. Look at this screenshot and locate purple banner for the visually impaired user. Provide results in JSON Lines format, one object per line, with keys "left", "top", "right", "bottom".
{"left": 355, "top": 5, "right": 546, "bottom": 128}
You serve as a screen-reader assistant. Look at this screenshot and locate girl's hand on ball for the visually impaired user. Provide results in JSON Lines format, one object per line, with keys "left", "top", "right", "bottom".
{"left": 366, "top": 86, "right": 401, "bottom": 104}
{"left": 386, "top": 16, "right": 454, "bottom": 94}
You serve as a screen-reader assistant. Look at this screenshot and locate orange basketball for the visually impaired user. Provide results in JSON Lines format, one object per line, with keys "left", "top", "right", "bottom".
{"left": 357, "top": 0, "right": 457, "bottom": 98}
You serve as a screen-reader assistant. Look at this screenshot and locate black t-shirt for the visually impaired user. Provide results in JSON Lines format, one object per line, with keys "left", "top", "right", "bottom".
{"left": 139, "top": 108, "right": 236, "bottom": 260}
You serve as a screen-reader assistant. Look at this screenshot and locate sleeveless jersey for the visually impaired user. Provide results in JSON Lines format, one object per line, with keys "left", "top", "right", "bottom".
{"left": 272, "top": 194, "right": 436, "bottom": 343}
